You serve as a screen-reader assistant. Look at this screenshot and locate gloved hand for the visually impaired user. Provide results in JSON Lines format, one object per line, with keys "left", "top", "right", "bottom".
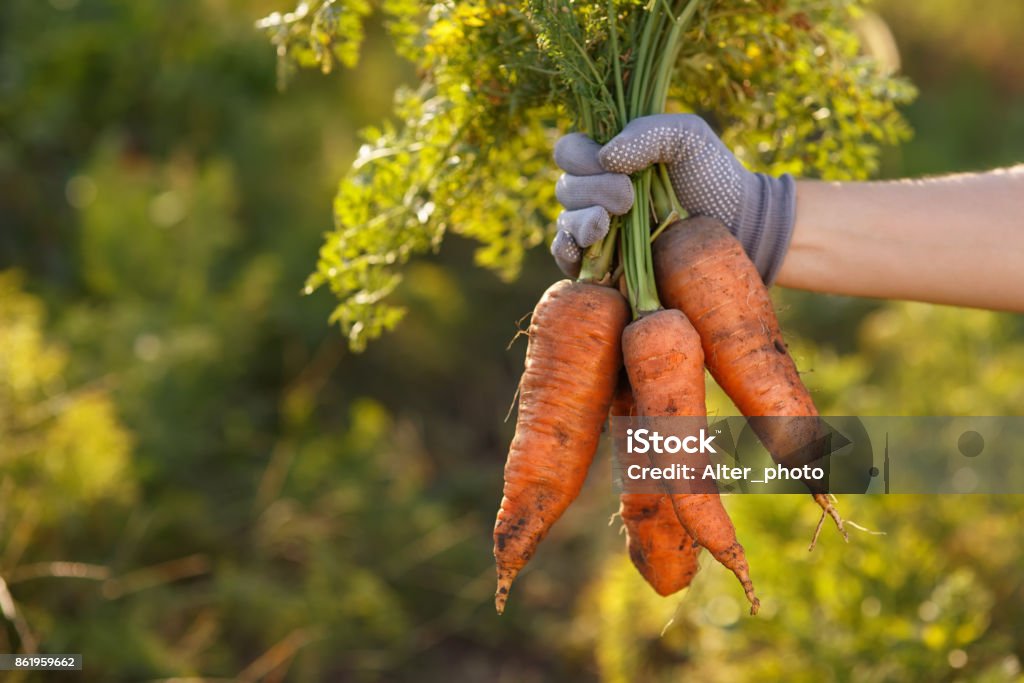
{"left": 551, "top": 113, "right": 796, "bottom": 284}
{"left": 549, "top": 133, "right": 635, "bottom": 277}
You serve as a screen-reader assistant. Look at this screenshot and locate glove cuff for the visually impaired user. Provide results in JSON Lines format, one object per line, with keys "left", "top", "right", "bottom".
{"left": 734, "top": 172, "right": 796, "bottom": 285}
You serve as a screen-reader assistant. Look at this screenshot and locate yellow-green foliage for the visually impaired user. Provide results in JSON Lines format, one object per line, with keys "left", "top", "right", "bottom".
{"left": 782, "top": 300, "right": 1024, "bottom": 415}
{"left": 263, "top": 0, "right": 915, "bottom": 350}
{"left": 581, "top": 491, "right": 1023, "bottom": 683}
{"left": 0, "top": 271, "right": 135, "bottom": 523}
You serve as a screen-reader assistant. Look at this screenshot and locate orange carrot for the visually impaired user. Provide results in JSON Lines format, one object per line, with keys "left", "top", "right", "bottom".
{"left": 494, "top": 279, "right": 629, "bottom": 614}
{"left": 623, "top": 308, "right": 759, "bottom": 614}
{"left": 653, "top": 217, "right": 846, "bottom": 541}
{"left": 612, "top": 377, "right": 702, "bottom": 596}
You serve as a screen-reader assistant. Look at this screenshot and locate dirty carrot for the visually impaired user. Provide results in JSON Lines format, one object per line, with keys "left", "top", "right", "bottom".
{"left": 653, "top": 216, "right": 847, "bottom": 543}
{"left": 622, "top": 308, "right": 759, "bottom": 614}
{"left": 612, "top": 376, "right": 702, "bottom": 596}
{"left": 493, "top": 279, "right": 629, "bottom": 614}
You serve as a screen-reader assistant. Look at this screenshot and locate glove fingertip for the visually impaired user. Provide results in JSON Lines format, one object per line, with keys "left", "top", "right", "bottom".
{"left": 552, "top": 236, "right": 582, "bottom": 277}
{"left": 554, "top": 133, "right": 604, "bottom": 175}
{"left": 551, "top": 230, "right": 583, "bottom": 263}
{"left": 554, "top": 132, "right": 593, "bottom": 155}
{"left": 555, "top": 256, "right": 582, "bottom": 279}
{"left": 567, "top": 206, "right": 610, "bottom": 247}
{"left": 605, "top": 177, "right": 635, "bottom": 216}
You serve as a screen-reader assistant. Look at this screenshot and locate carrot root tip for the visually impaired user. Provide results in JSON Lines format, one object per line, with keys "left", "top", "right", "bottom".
{"left": 845, "top": 520, "right": 887, "bottom": 536}
{"left": 742, "top": 583, "right": 760, "bottom": 615}
{"left": 831, "top": 509, "right": 850, "bottom": 543}
{"left": 808, "top": 511, "right": 827, "bottom": 552}
{"left": 495, "top": 573, "right": 515, "bottom": 615}
{"left": 491, "top": 569, "right": 516, "bottom": 618}
{"left": 813, "top": 493, "right": 849, "bottom": 542}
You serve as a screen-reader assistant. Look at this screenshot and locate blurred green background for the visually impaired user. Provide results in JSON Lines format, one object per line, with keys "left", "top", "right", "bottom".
{"left": 1, "top": 1, "right": 1023, "bottom": 681}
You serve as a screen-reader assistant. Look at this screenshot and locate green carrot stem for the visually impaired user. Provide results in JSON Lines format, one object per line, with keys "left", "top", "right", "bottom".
{"left": 651, "top": 170, "right": 673, "bottom": 219}
{"left": 657, "top": 163, "right": 687, "bottom": 220}
{"left": 578, "top": 0, "right": 705, "bottom": 306}
{"left": 608, "top": 0, "right": 627, "bottom": 123}
{"left": 580, "top": 216, "right": 621, "bottom": 281}
{"left": 579, "top": 0, "right": 628, "bottom": 282}
{"left": 650, "top": 209, "right": 680, "bottom": 243}
{"left": 651, "top": 0, "right": 700, "bottom": 112}
{"left": 625, "top": 170, "right": 660, "bottom": 314}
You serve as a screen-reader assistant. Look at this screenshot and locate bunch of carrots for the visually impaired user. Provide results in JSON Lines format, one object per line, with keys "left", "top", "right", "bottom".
{"left": 493, "top": 0, "right": 847, "bottom": 615}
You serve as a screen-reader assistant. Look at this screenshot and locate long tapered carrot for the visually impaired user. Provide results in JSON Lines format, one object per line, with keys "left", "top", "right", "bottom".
{"left": 494, "top": 279, "right": 629, "bottom": 614}
{"left": 653, "top": 216, "right": 846, "bottom": 541}
{"left": 623, "top": 308, "right": 759, "bottom": 614}
{"left": 612, "top": 377, "right": 702, "bottom": 596}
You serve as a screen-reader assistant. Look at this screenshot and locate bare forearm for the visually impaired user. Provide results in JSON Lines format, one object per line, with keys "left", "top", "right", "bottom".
{"left": 777, "top": 166, "right": 1024, "bottom": 311}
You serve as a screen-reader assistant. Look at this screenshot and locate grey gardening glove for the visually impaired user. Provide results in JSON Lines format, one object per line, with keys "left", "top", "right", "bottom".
{"left": 552, "top": 113, "right": 796, "bottom": 284}
{"left": 549, "top": 133, "right": 635, "bottom": 277}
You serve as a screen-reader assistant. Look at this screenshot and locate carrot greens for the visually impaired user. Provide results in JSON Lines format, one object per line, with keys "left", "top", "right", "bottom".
{"left": 260, "top": 0, "right": 914, "bottom": 348}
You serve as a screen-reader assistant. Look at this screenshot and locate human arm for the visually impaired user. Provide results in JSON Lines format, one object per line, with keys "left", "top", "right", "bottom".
{"left": 551, "top": 113, "right": 1024, "bottom": 312}
{"left": 778, "top": 168, "right": 1024, "bottom": 311}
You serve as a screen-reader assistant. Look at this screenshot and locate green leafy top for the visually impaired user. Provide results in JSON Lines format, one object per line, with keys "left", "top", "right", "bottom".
{"left": 260, "top": 0, "right": 915, "bottom": 350}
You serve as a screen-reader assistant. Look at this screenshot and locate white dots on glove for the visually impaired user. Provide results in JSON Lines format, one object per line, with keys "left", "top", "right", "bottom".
{"left": 550, "top": 230, "right": 584, "bottom": 278}
{"left": 599, "top": 114, "right": 744, "bottom": 229}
